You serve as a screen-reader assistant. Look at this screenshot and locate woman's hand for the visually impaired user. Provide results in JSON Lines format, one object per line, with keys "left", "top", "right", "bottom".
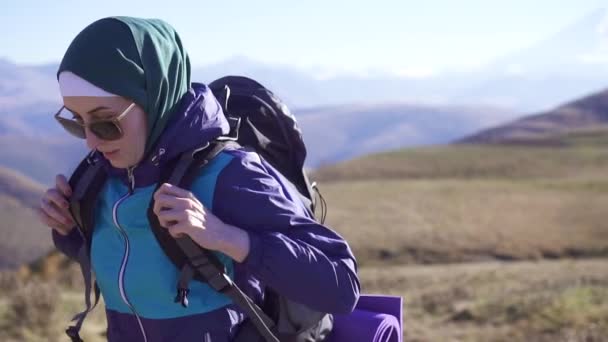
{"left": 38, "top": 174, "right": 76, "bottom": 236}
{"left": 152, "top": 183, "right": 250, "bottom": 262}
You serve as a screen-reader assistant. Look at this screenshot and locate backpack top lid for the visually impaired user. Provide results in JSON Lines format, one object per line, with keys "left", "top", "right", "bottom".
{"left": 208, "top": 76, "right": 314, "bottom": 205}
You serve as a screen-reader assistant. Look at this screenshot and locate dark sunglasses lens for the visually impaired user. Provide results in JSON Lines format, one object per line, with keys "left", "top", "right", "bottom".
{"left": 58, "top": 118, "right": 86, "bottom": 139}
{"left": 90, "top": 121, "right": 122, "bottom": 141}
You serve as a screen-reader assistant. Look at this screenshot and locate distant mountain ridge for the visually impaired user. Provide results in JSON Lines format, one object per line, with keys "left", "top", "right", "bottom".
{"left": 298, "top": 103, "right": 514, "bottom": 167}
{"left": 3, "top": 9, "right": 608, "bottom": 113}
{"left": 459, "top": 87, "right": 608, "bottom": 144}
{"left": 0, "top": 93, "right": 512, "bottom": 184}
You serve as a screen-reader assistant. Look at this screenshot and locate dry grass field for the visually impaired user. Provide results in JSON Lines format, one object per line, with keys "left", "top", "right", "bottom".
{"left": 1, "top": 258, "right": 606, "bottom": 341}
{"left": 322, "top": 177, "right": 608, "bottom": 267}
{"left": 361, "top": 259, "right": 608, "bottom": 341}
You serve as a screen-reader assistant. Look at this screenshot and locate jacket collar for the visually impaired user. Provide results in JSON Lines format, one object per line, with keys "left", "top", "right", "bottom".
{"left": 99, "top": 83, "right": 229, "bottom": 188}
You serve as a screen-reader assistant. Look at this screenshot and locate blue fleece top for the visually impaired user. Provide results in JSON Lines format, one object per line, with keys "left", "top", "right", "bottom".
{"left": 53, "top": 83, "right": 360, "bottom": 342}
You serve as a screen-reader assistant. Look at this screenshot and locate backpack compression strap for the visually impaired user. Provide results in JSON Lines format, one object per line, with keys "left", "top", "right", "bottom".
{"left": 147, "top": 141, "right": 280, "bottom": 342}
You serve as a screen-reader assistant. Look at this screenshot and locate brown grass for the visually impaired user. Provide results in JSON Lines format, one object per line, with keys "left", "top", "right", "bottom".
{"left": 361, "top": 259, "right": 608, "bottom": 342}
{"left": 314, "top": 145, "right": 608, "bottom": 183}
{"left": 323, "top": 178, "right": 608, "bottom": 266}
{"left": 0, "top": 193, "right": 54, "bottom": 269}
{"left": 310, "top": 137, "right": 608, "bottom": 266}
{"left": 0, "top": 267, "right": 107, "bottom": 342}
{"left": 0, "top": 280, "right": 61, "bottom": 341}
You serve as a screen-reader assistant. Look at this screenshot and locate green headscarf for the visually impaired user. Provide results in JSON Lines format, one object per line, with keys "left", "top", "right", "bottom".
{"left": 57, "top": 16, "right": 191, "bottom": 154}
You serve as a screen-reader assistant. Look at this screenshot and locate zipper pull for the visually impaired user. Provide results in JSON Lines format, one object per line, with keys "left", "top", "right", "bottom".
{"left": 174, "top": 287, "right": 190, "bottom": 308}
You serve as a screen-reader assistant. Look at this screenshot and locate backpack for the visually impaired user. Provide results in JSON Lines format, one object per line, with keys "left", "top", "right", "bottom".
{"left": 64, "top": 76, "right": 331, "bottom": 342}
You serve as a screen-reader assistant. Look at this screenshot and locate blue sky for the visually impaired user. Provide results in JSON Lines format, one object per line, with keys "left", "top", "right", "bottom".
{"left": 1, "top": 0, "right": 605, "bottom": 74}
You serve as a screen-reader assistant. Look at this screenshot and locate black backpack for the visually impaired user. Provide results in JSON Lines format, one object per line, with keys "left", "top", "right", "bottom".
{"left": 209, "top": 76, "right": 325, "bottom": 222}
{"left": 64, "top": 76, "right": 331, "bottom": 342}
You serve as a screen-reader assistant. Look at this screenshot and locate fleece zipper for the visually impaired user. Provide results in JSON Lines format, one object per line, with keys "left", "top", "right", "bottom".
{"left": 112, "top": 166, "right": 148, "bottom": 342}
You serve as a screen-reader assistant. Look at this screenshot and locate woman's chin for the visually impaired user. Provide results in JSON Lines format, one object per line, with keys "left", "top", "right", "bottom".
{"left": 102, "top": 150, "right": 142, "bottom": 169}
{"left": 107, "top": 158, "right": 127, "bottom": 169}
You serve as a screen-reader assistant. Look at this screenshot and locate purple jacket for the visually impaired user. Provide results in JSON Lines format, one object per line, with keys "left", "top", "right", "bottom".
{"left": 53, "top": 83, "right": 360, "bottom": 342}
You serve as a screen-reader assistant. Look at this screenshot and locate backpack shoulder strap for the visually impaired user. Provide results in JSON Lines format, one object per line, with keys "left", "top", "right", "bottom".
{"left": 147, "top": 141, "right": 233, "bottom": 272}
{"left": 147, "top": 140, "right": 280, "bottom": 342}
{"left": 68, "top": 151, "right": 107, "bottom": 245}
{"left": 64, "top": 151, "right": 107, "bottom": 342}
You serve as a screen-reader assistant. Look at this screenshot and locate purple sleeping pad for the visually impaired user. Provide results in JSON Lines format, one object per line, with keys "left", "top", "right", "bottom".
{"left": 329, "top": 295, "right": 403, "bottom": 342}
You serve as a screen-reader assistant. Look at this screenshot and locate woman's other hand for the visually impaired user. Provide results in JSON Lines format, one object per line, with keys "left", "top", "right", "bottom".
{"left": 38, "top": 174, "right": 76, "bottom": 236}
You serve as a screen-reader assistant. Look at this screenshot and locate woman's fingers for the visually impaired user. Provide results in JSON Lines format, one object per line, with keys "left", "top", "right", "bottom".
{"left": 165, "top": 221, "right": 191, "bottom": 238}
{"left": 155, "top": 209, "right": 195, "bottom": 238}
{"left": 37, "top": 207, "right": 71, "bottom": 235}
{"left": 154, "top": 184, "right": 203, "bottom": 208}
{"left": 38, "top": 174, "right": 75, "bottom": 236}
{"left": 167, "top": 226, "right": 188, "bottom": 238}
{"left": 156, "top": 183, "right": 190, "bottom": 198}
{"left": 40, "top": 196, "right": 73, "bottom": 226}
{"left": 153, "top": 193, "right": 178, "bottom": 214}
{"left": 156, "top": 208, "right": 194, "bottom": 226}
{"left": 55, "top": 174, "right": 72, "bottom": 198}
{"left": 153, "top": 193, "right": 201, "bottom": 215}
{"left": 46, "top": 189, "right": 70, "bottom": 210}
{"left": 152, "top": 184, "right": 209, "bottom": 240}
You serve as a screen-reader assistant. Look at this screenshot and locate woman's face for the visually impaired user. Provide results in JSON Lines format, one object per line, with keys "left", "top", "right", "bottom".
{"left": 62, "top": 96, "right": 147, "bottom": 169}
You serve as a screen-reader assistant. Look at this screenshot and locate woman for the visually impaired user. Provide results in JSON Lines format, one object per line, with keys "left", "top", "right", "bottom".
{"left": 38, "top": 16, "right": 360, "bottom": 341}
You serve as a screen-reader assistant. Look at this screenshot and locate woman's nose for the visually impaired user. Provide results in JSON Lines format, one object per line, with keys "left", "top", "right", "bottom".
{"left": 85, "top": 127, "right": 103, "bottom": 150}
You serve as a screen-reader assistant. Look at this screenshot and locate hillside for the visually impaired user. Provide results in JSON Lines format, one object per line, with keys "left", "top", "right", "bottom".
{"left": 297, "top": 103, "right": 514, "bottom": 167}
{"left": 459, "top": 88, "right": 608, "bottom": 144}
{"left": 313, "top": 129, "right": 608, "bottom": 183}
{"left": 311, "top": 130, "right": 608, "bottom": 266}
{"left": 0, "top": 135, "right": 87, "bottom": 185}
{"left": 0, "top": 166, "right": 53, "bottom": 269}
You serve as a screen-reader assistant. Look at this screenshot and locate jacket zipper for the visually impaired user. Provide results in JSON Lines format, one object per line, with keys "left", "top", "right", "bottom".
{"left": 112, "top": 166, "right": 148, "bottom": 342}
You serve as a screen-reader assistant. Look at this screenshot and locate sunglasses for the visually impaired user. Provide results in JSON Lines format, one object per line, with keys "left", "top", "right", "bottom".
{"left": 54, "top": 103, "right": 136, "bottom": 141}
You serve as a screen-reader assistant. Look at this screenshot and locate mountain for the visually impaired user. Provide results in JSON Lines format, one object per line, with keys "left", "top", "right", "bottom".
{"left": 0, "top": 58, "right": 59, "bottom": 108}
{"left": 191, "top": 56, "right": 464, "bottom": 109}
{"left": 297, "top": 103, "right": 514, "bottom": 167}
{"left": 0, "top": 56, "right": 515, "bottom": 178}
{"left": 0, "top": 59, "right": 82, "bottom": 185}
{"left": 459, "top": 87, "right": 608, "bottom": 144}
{"left": 3, "top": 9, "right": 608, "bottom": 112}
{"left": 0, "top": 135, "right": 87, "bottom": 185}
{"left": 192, "top": 9, "right": 608, "bottom": 111}
{"left": 0, "top": 166, "right": 54, "bottom": 269}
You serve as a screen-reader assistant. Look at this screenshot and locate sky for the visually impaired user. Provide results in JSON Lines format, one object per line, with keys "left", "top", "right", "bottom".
{"left": 1, "top": 0, "right": 606, "bottom": 75}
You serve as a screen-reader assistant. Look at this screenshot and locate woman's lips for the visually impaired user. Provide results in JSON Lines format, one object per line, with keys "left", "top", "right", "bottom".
{"left": 102, "top": 150, "right": 119, "bottom": 158}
